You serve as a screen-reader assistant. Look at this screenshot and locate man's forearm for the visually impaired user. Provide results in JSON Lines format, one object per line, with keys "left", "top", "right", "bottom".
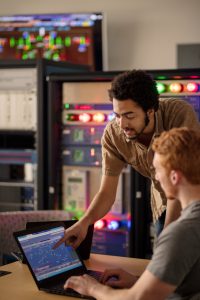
{"left": 81, "top": 190, "right": 115, "bottom": 225}
{"left": 80, "top": 174, "right": 119, "bottom": 226}
{"left": 91, "top": 284, "right": 131, "bottom": 300}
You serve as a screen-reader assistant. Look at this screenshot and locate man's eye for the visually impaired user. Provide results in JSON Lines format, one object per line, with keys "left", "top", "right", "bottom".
{"left": 125, "top": 114, "right": 135, "bottom": 119}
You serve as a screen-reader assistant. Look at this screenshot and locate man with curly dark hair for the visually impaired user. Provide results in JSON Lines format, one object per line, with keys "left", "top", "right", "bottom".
{"left": 54, "top": 70, "right": 200, "bottom": 250}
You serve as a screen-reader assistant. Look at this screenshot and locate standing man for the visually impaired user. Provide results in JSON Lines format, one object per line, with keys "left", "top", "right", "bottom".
{"left": 54, "top": 70, "right": 199, "bottom": 249}
{"left": 64, "top": 128, "right": 200, "bottom": 300}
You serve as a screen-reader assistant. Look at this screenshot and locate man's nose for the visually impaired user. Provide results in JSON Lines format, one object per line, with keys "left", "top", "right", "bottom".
{"left": 118, "top": 116, "right": 127, "bottom": 128}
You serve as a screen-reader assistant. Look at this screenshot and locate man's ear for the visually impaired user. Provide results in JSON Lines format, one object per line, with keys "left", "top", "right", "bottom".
{"left": 147, "top": 109, "right": 155, "bottom": 121}
{"left": 170, "top": 170, "right": 180, "bottom": 185}
{"left": 147, "top": 108, "right": 154, "bottom": 116}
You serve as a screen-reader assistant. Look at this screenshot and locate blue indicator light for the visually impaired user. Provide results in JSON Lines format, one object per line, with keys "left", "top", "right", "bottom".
{"left": 120, "top": 219, "right": 131, "bottom": 229}
{"left": 107, "top": 220, "right": 120, "bottom": 230}
{"left": 107, "top": 112, "right": 115, "bottom": 121}
{"left": 127, "top": 220, "right": 131, "bottom": 229}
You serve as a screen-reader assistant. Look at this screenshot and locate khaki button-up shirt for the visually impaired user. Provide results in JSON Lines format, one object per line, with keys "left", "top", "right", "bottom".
{"left": 101, "top": 98, "right": 200, "bottom": 221}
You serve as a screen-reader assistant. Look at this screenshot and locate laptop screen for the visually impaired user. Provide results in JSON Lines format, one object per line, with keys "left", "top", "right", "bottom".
{"left": 17, "top": 226, "right": 83, "bottom": 281}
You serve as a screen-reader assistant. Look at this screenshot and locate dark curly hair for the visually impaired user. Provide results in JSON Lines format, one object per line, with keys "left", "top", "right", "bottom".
{"left": 108, "top": 70, "right": 159, "bottom": 112}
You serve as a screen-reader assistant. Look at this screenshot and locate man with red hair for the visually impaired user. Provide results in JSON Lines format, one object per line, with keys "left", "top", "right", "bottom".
{"left": 64, "top": 127, "right": 200, "bottom": 300}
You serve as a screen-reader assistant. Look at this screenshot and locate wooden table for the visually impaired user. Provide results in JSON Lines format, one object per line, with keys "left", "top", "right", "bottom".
{"left": 0, "top": 254, "right": 149, "bottom": 300}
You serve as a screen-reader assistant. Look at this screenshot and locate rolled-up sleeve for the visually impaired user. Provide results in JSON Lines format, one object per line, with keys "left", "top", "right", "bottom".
{"left": 101, "top": 126, "right": 126, "bottom": 176}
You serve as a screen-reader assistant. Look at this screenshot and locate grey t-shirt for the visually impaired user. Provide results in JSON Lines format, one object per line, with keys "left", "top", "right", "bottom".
{"left": 147, "top": 201, "right": 200, "bottom": 300}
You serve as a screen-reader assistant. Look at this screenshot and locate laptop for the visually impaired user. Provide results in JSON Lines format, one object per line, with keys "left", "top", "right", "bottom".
{"left": 26, "top": 220, "right": 94, "bottom": 260}
{"left": 13, "top": 223, "right": 102, "bottom": 299}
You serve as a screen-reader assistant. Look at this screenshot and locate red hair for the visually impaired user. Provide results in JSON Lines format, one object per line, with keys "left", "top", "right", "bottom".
{"left": 152, "top": 127, "right": 200, "bottom": 184}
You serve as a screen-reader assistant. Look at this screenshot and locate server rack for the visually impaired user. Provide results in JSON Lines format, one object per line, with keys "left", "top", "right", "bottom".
{"left": 0, "top": 59, "right": 88, "bottom": 211}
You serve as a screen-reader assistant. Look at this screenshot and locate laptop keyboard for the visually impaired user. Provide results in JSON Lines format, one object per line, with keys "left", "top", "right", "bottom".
{"left": 42, "top": 270, "right": 102, "bottom": 299}
{"left": 43, "top": 285, "right": 95, "bottom": 299}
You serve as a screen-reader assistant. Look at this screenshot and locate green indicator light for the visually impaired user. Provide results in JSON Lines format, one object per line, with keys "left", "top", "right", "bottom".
{"left": 64, "top": 103, "right": 70, "bottom": 109}
{"left": 76, "top": 210, "right": 84, "bottom": 219}
{"left": 18, "top": 37, "right": 24, "bottom": 46}
{"left": 65, "top": 114, "right": 76, "bottom": 121}
{"left": 52, "top": 53, "right": 60, "bottom": 60}
{"left": 25, "top": 37, "right": 31, "bottom": 46}
{"left": 29, "top": 52, "right": 35, "bottom": 59}
{"left": 43, "top": 51, "right": 51, "bottom": 59}
{"left": 80, "top": 36, "right": 85, "bottom": 45}
{"left": 65, "top": 205, "right": 76, "bottom": 212}
{"left": 22, "top": 53, "right": 28, "bottom": 60}
{"left": 10, "top": 37, "right": 15, "bottom": 47}
{"left": 65, "top": 37, "right": 71, "bottom": 47}
{"left": 156, "top": 76, "right": 167, "bottom": 80}
{"left": 66, "top": 114, "right": 71, "bottom": 121}
{"left": 49, "top": 36, "right": 54, "bottom": 47}
{"left": 56, "top": 36, "right": 63, "bottom": 45}
{"left": 64, "top": 207, "right": 84, "bottom": 220}
{"left": 156, "top": 82, "right": 166, "bottom": 94}
{"left": 36, "top": 35, "right": 43, "bottom": 42}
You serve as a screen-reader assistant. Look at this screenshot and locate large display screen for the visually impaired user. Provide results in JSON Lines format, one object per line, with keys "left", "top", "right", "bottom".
{"left": 0, "top": 13, "right": 106, "bottom": 70}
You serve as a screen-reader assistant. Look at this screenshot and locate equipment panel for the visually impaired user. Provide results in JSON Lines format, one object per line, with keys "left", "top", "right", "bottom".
{"left": 0, "top": 67, "right": 38, "bottom": 211}
{"left": 0, "top": 68, "right": 37, "bottom": 130}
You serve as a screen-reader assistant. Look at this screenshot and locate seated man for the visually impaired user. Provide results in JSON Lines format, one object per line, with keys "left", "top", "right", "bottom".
{"left": 64, "top": 127, "right": 200, "bottom": 300}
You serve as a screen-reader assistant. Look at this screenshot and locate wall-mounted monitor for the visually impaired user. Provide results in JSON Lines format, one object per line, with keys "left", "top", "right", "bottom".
{"left": 0, "top": 13, "right": 107, "bottom": 70}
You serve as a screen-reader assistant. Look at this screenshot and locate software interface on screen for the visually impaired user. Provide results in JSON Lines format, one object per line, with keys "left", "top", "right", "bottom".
{"left": 17, "top": 226, "right": 82, "bottom": 281}
{"left": 0, "top": 13, "right": 104, "bottom": 70}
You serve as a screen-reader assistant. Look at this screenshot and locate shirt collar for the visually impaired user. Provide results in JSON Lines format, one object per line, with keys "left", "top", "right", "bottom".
{"left": 154, "top": 103, "right": 165, "bottom": 137}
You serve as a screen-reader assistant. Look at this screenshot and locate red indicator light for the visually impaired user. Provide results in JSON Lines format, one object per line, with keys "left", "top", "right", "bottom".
{"left": 70, "top": 115, "right": 76, "bottom": 121}
{"left": 90, "top": 127, "right": 95, "bottom": 135}
{"left": 92, "top": 113, "right": 105, "bottom": 123}
{"left": 94, "top": 219, "right": 106, "bottom": 229}
{"left": 169, "top": 83, "right": 183, "bottom": 93}
{"left": 90, "top": 148, "right": 95, "bottom": 156}
{"left": 173, "top": 76, "right": 182, "bottom": 79}
{"left": 186, "top": 82, "right": 199, "bottom": 92}
{"left": 85, "top": 37, "right": 90, "bottom": 45}
{"left": 79, "top": 113, "right": 91, "bottom": 123}
{"left": 190, "top": 76, "right": 200, "bottom": 79}
{"left": 75, "top": 104, "right": 93, "bottom": 110}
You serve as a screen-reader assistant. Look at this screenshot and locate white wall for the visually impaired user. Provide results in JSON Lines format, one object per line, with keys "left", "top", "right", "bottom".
{"left": 0, "top": 0, "right": 200, "bottom": 71}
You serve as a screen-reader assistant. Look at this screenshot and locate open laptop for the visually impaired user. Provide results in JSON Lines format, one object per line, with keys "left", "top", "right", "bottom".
{"left": 26, "top": 220, "right": 94, "bottom": 260}
{"left": 13, "top": 223, "right": 102, "bottom": 299}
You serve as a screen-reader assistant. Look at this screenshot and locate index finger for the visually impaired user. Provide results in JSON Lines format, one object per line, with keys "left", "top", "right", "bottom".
{"left": 52, "top": 236, "right": 66, "bottom": 249}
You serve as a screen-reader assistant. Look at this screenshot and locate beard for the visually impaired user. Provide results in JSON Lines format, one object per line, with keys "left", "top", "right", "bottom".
{"left": 124, "top": 128, "right": 140, "bottom": 140}
{"left": 124, "top": 114, "right": 149, "bottom": 141}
